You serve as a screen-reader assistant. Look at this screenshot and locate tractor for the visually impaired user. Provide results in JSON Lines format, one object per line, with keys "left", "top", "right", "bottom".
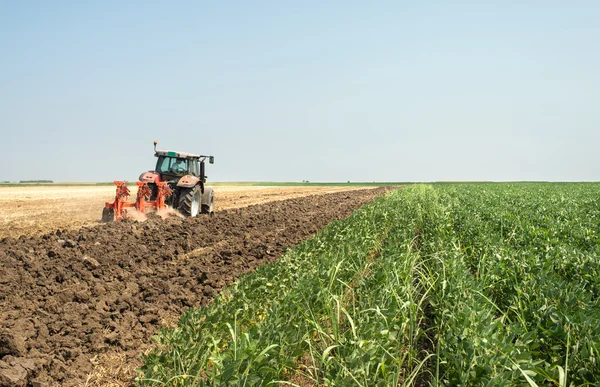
{"left": 102, "top": 141, "right": 215, "bottom": 221}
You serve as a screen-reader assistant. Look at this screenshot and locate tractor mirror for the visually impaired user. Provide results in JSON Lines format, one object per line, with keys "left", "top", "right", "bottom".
{"left": 209, "top": 156, "right": 215, "bottom": 164}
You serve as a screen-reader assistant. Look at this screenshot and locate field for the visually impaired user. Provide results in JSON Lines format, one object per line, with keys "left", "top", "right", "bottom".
{"left": 0, "top": 185, "right": 369, "bottom": 239}
{"left": 0, "top": 187, "right": 388, "bottom": 386}
{"left": 2, "top": 183, "right": 600, "bottom": 386}
{"left": 137, "top": 183, "right": 600, "bottom": 386}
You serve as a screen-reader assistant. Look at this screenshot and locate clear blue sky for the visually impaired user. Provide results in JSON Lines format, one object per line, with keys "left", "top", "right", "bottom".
{"left": 1, "top": 1, "right": 599, "bottom": 182}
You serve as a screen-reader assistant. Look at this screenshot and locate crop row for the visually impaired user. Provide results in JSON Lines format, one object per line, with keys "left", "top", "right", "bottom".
{"left": 435, "top": 183, "right": 600, "bottom": 385}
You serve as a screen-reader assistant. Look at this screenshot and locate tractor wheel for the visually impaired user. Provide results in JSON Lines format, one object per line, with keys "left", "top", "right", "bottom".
{"left": 101, "top": 207, "right": 114, "bottom": 222}
{"left": 201, "top": 187, "right": 214, "bottom": 214}
{"left": 177, "top": 186, "right": 201, "bottom": 217}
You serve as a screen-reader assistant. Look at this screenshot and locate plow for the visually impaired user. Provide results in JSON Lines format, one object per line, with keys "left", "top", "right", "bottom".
{"left": 103, "top": 181, "right": 173, "bottom": 221}
{"left": 102, "top": 141, "right": 214, "bottom": 222}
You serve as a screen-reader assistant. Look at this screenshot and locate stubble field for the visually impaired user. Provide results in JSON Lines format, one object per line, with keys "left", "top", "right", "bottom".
{"left": 0, "top": 185, "right": 367, "bottom": 239}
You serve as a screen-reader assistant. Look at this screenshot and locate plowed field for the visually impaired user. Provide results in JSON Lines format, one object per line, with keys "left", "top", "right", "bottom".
{"left": 0, "top": 185, "right": 367, "bottom": 239}
{"left": 0, "top": 188, "right": 389, "bottom": 386}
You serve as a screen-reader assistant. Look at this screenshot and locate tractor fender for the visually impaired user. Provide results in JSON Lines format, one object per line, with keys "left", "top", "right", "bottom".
{"left": 139, "top": 171, "right": 160, "bottom": 183}
{"left": 177, "top": 175, "right": 200, "bottom": 188}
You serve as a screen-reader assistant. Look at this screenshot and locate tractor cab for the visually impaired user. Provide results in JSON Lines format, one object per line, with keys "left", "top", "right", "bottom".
{"left": 153, "top": 145, "right": 214, "bottom": 183}
{"left": 155, "top": 152, "right": 200, "bottom": 179}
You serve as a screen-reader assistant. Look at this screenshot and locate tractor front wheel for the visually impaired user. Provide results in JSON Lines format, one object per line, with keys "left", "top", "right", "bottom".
{"left": 177, "top": 186, "right": 201, "bottom": 217}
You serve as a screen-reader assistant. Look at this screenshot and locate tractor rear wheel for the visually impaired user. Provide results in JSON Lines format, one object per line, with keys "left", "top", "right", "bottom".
{"left": 177, "top": 186, "right": 201, "bottom": 217}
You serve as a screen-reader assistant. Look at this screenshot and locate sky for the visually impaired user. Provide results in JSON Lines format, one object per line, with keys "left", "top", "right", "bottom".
{"left": 1, "top": 1, "right": 599, "bottom": 182}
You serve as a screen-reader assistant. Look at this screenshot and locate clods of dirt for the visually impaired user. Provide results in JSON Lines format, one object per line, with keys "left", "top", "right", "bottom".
{"left": 0, "top": 188, "right": 390, "bottom": 386}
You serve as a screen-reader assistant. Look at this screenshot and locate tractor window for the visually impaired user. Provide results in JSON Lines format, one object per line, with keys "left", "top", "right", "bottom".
{"left": 190, "top": 160, "right": 198, "bottom": 176}
{"left": 156, "top": 156, "right": 187, "bottom": 174}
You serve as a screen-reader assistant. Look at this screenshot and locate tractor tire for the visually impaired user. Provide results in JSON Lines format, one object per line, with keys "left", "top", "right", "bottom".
{"left": 201, "top": 186, "right": 214, "bottom": 214}
{"left": 101, "top": 207, "right": 114, "bottom": 222}
{"left": 177, "top": 185, "right": 201, "bottom": 217}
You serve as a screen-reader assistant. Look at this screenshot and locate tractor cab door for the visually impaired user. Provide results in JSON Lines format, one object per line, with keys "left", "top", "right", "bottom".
{"left": 189, "top": 159, "right": 199, "bottom": 177}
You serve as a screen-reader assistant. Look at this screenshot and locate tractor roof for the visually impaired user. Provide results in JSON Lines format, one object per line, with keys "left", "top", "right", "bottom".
{"left": 155, "top": 150, "right": 201, "bottom": 160}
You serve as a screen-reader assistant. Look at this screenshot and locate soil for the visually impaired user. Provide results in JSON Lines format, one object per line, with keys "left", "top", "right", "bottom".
{"left": 0, "top": 188, "right": 389, "bottom": 386}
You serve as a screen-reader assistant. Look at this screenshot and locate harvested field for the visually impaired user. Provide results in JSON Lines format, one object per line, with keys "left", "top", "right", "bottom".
{"left": 0, "top": 188, "right": 389, "bottom": 386}
{"left": 0, "top": 185, "right": 367, "bottom": 239}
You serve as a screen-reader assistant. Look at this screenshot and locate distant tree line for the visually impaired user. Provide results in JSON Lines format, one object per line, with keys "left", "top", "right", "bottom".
{"left": 19, "top": 180, "right": 54, "bottom": 183}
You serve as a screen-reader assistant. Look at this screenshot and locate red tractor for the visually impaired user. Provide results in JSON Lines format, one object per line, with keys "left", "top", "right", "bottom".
{"left": 102, "top": 141, "right": 215, "bottom": 221}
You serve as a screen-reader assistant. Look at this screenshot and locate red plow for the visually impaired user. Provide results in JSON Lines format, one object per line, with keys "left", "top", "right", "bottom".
{"left": 102, "top": 181, "right": 172, "bottom": 222}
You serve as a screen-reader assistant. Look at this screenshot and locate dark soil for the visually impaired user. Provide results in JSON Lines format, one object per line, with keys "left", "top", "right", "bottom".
{"left": 0, "top": 188, "right": 389, "bottom": 386}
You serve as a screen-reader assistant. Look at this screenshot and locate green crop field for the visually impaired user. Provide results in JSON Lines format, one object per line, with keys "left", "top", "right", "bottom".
{"left": 137, "top": 183, "right": 600, "bottom": 386}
